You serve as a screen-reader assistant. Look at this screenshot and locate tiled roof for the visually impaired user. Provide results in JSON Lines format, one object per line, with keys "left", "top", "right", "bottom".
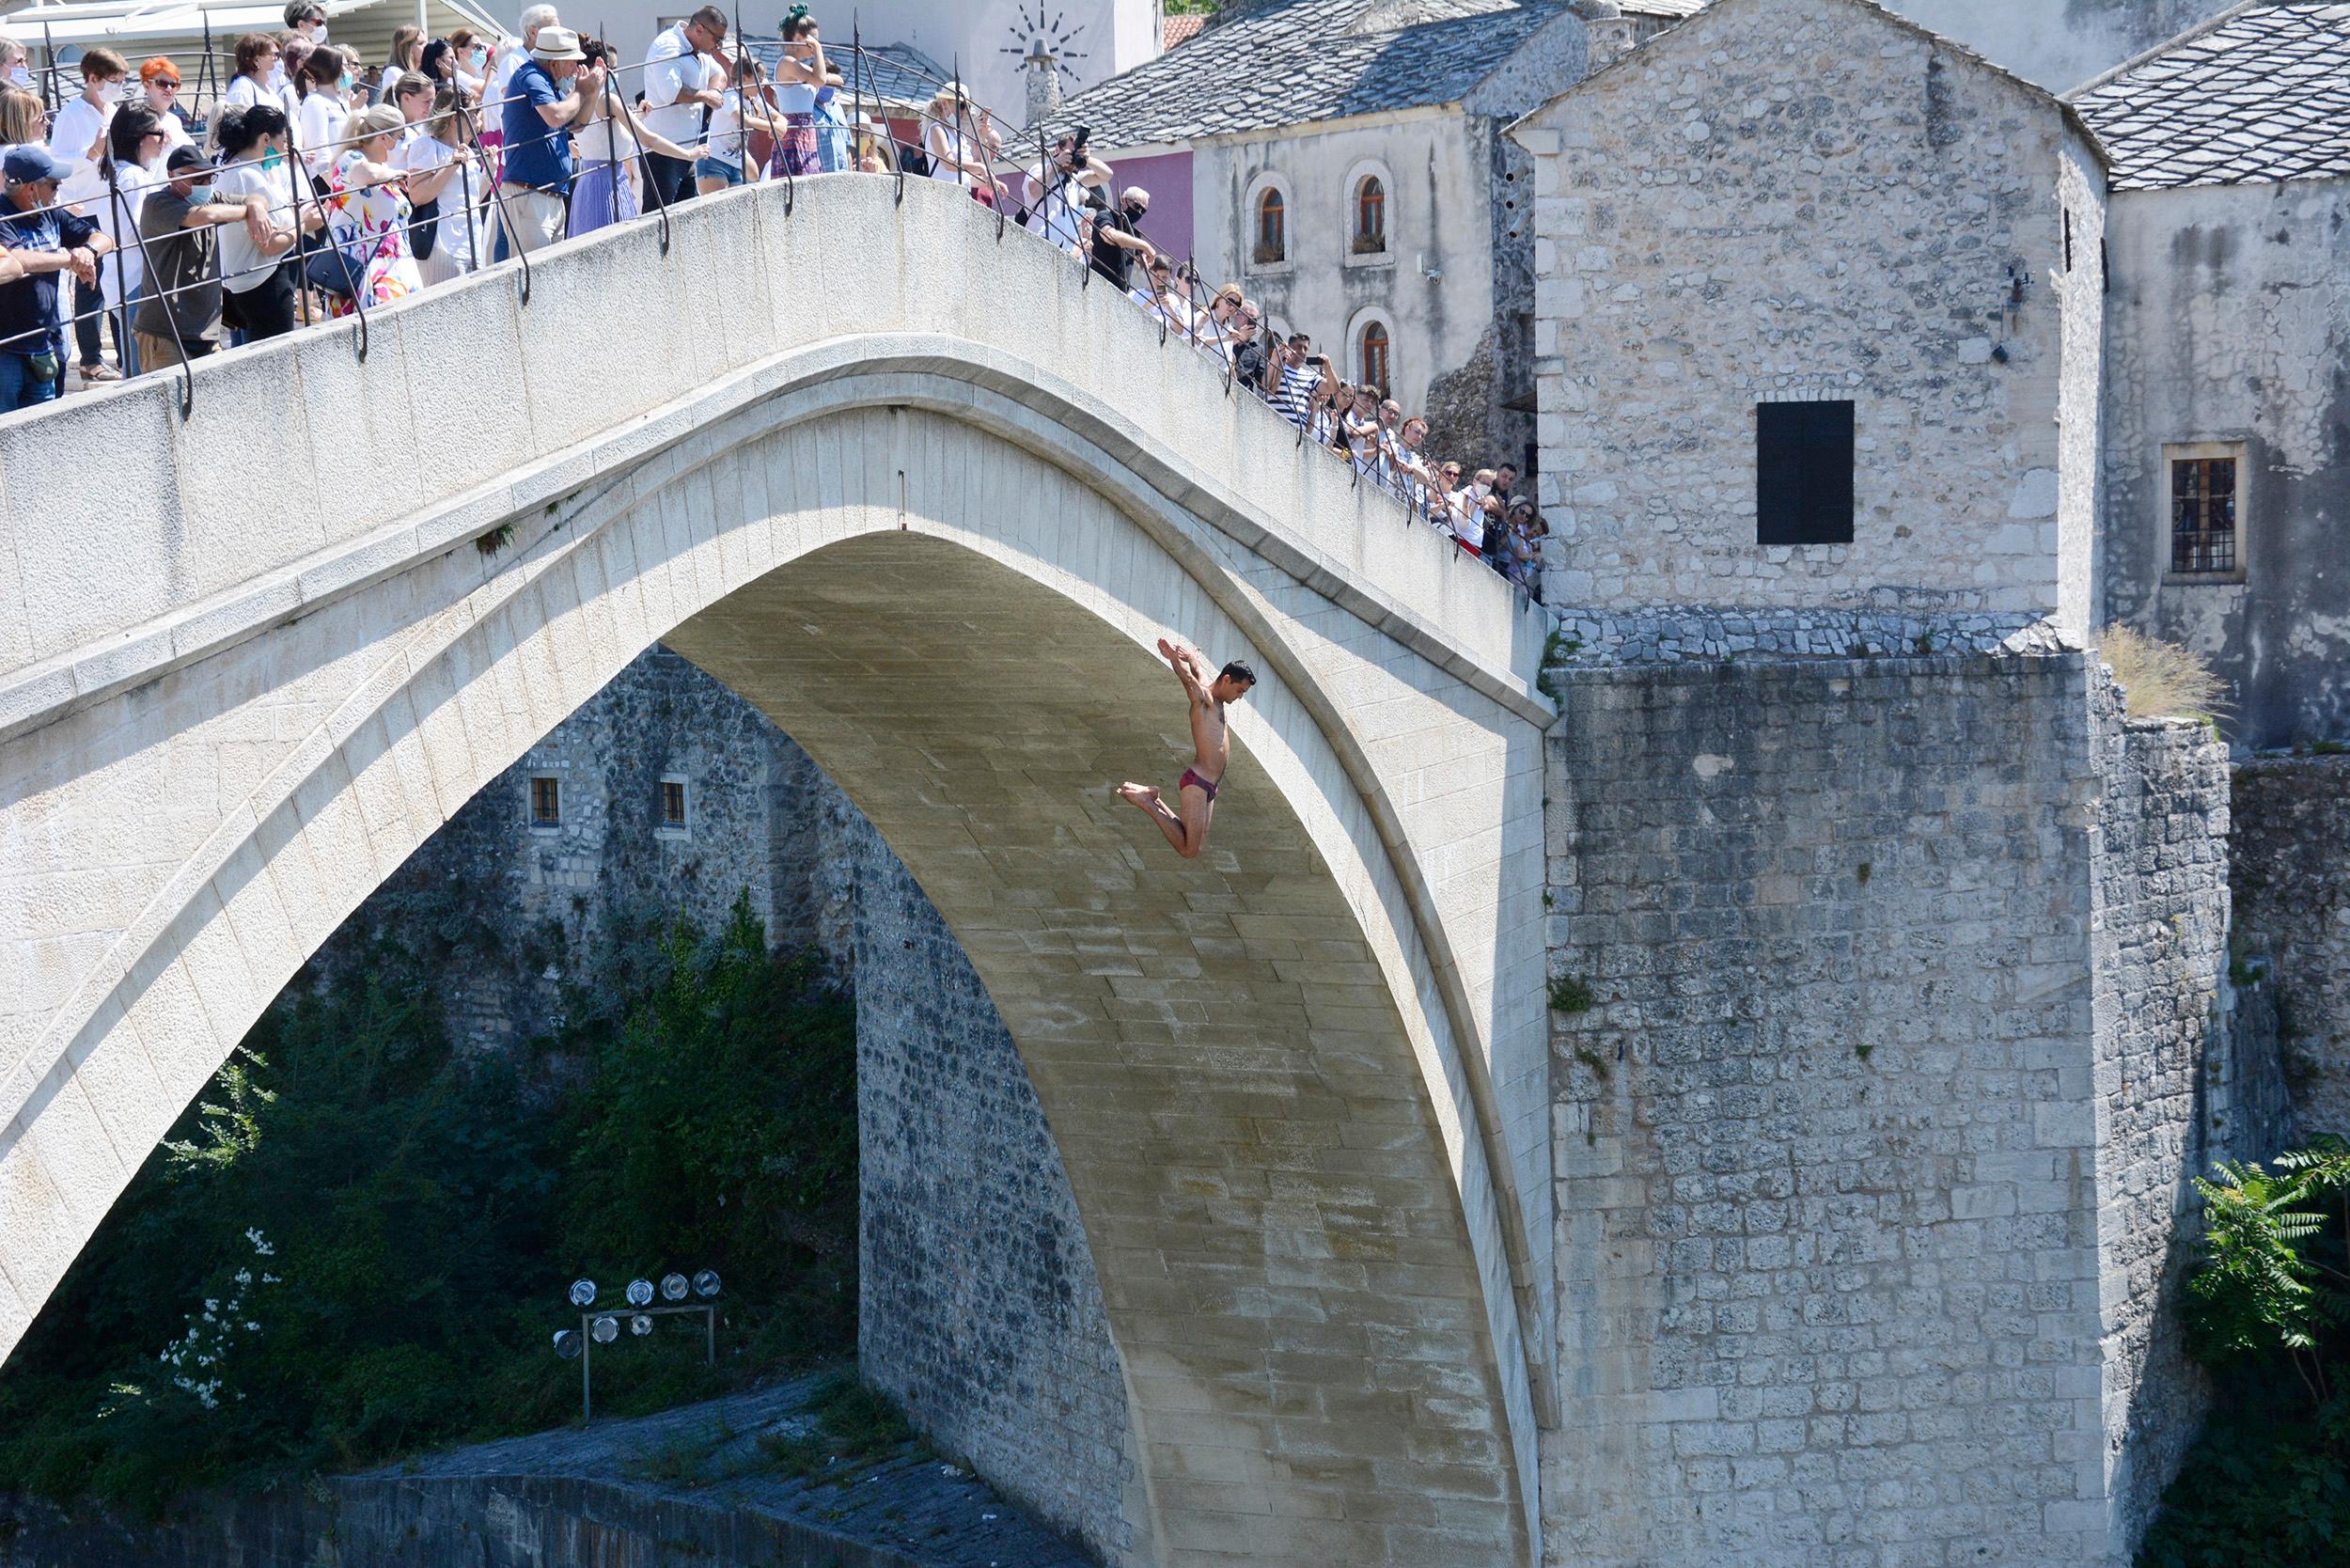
{"left": 2069, "top": 2, "right": 2350, "bottom": 190}
{"left": 1164, "top": 13, "right": 1208, "bottom": 49}
{"left": 1050, "top": 0, "right": 1571, "bottom": 149}
{"left": 745, "top": 39, "right": 951, "bottom": 113}
{"left": 1619, "top": 0, "right": 1707, "bottom": 14}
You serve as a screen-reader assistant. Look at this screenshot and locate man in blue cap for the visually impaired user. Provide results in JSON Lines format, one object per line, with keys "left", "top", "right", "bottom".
{"left": 0, "top": 144, "right": 115, "bottom": 411}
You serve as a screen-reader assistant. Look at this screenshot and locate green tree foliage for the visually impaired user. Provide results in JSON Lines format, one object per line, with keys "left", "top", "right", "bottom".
{"left": 2140, "top": 1137, "right": 2350, "bottom": 1566}
{"left": 0, "top": 896, "right": 856, "bottom": 1518}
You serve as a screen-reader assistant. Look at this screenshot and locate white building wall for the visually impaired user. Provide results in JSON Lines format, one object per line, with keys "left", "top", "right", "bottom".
{"left": 1199, "top": 113, "right": 1497, "bottom": 447}
{"left": 1515, "top": 0, "right": 2098, "bottom": 619}
{"left": 1875, "top": 0, "right": 2246, "bottom": 93}
{"left": 2098, "top": 177, "right": 2350, "bottom": 748}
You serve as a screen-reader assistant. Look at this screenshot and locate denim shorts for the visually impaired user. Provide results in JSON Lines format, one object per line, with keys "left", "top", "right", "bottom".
{"left": 695, "top": 156, "right": 745, "bottom": 186}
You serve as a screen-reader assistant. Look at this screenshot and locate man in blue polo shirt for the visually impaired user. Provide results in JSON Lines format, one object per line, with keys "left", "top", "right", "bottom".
{"left": 498, "top": 23, "right": 601, "bottom": 259}
{"left": 0, "top": 145, "right": 118, "bottom": 412}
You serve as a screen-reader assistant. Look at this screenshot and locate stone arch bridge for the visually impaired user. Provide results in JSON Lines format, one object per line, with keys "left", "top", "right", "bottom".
{"left": 0, "top": 178, "right": 1556, "bottom": 1565}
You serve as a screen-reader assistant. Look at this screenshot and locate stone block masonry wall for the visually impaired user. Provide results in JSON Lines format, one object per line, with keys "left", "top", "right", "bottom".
{"left": 2083, "top": 706, "right": 2236, "bottom": 1550}
{"left": 2232, "top": 756, "right": 2350, "bottom": 1139}
{"left": 320, "top": 645, "right": 807, "bottom": 1050}
{"left": 1541, "top": 646, "right": 2233, "bottom": 1567}
{"left": 1515, "top": 0, "right": 2102, "bottom": 618}
{"left": 839, "top": 804, "right": 1143, "bottom": 1567}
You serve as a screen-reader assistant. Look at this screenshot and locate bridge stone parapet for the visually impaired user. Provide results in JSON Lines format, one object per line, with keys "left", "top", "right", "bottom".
{"left": 0, "top": 174, "right": 1554, "bottom": 1567}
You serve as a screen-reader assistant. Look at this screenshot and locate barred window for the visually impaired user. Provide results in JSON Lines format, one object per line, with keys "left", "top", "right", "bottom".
{"left": 2170, "top": 454, "right": 2238, "bottom": 576}
{"left": 529, "top": 776, "right": 560, "bottom": 825}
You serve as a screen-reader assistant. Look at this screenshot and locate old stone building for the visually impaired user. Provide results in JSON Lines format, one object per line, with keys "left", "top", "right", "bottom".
{"left": 1510, "top": 0, "right": 2108, "bottom": 629}
{"left": 1511, "top": 0, "right": 2350, "bottom": 749}
{"left": 1874, "top": 0, "right": 2248, "bottom": 92}
{"left": 1050, "top": 0, "right": 1615, "bottom": 466}
{"left": 2072, "top": 2, "right": 2350, "bottom": 749}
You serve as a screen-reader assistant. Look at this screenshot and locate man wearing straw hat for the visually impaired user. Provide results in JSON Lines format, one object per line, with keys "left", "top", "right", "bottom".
{"left": 497, "top": 23, "right": 603, "bottom": 259}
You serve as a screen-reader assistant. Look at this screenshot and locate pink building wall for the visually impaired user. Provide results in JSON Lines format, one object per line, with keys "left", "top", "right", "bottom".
{"left": 1100, "top": 149, "right": 1196, "bottom": 265}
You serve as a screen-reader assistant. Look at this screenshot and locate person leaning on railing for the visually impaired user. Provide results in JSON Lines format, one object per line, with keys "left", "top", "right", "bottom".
{"left": 0, "top": 145, "right": 116, "bottom": 410}
{"left": 212, "top": 104, "right": 311, "bottom": 341}
{"left": 497, "top": 26, "right": 602, "bottom": 259}
{"left": 133, "top": 145, "right": 274, "bottom": 370}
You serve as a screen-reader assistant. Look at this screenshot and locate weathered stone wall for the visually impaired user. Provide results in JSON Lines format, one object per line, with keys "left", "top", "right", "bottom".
{"left": 1541, "top": 642, "right": 2233, "bottom": 1567}
{"left": 1516, "top": 0, "right": 2099, "bottom": 620}
{"left": 2232, "top": 756, "right": 2350, "bottom": 1138}
{"left": 1877, "top": 0, "right": 2246, "bottom": 92}
{"left": 840, "top": 804, "right": 1143, "bottom": 1566}
{"left": 320, "top": 646, "right": 815, "bottom": 1050}
{"left": 2084, "top": 706, "right": 2235, "bottom": 1547}
{"left": 2097, "top": 179, "right": 2350, "bottom": 750}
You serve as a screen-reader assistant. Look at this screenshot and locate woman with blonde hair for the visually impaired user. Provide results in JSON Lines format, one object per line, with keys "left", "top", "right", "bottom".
{"left": 320, "top": 102, "right": 421, "bottom": 312}
{"left": 923, "top": 79, "right": 1000, "bottom": 202}
{"left": 400, "top": 85, "right": 484, "bottom": 284}
{"left": 0, "top": 86, "right": 42, "bottom": 149}
{"left": 376, "top": 24, "right": 423, "bottom": 102}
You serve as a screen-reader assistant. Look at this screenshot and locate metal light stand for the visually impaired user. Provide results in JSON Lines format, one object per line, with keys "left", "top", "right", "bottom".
{"left": 577, "top": 1301, "right": 717, "bottom": 1421}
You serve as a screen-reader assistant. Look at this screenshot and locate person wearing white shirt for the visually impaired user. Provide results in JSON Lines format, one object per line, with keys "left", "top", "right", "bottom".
{"left": 483, "top": 6, "right": 557, "bottom": 143}
{"left": 377, "top": 24, "right": 422, "bottom": 105}
{"left": 46, "top": 48, "right": 128, "bottom": 382}
{"left": 697, "top": 55, "right": 775, "bottom": 196}
{"left": 641, "top": 5, "right": 727, "bottom": 207}
{"left": 1021, "top": 133, "right": 1105, "bottom": 253}
{"left": 224, "top": 33, "right": 282, "bottom": 114}
{"left": 134, "top": 59, "right": 196, "bottom": 157}
{"left": 293, "top": 46, "right": 352, "bottom": 175}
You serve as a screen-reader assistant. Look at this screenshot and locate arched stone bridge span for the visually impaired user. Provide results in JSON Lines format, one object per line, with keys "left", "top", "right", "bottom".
{"left": 0, "top": 178, "right": 1553, "bottom": 1566}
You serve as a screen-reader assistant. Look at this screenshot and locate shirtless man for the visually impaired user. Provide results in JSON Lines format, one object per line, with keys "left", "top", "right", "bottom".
{"left": 1117, "top": 639, "right": 1257, "bottom": 860}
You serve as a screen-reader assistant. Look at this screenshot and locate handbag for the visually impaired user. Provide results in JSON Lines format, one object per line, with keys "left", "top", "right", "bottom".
{"left": 303, "top": 227, "right": 379, "bottom": 300}
{"left": 410, "top": 196, "right": 441, "bottom": 262}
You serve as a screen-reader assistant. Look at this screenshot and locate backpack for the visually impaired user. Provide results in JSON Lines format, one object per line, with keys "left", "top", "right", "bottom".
{"left": 897, "top": 141, "right": 931, "bottom": 178}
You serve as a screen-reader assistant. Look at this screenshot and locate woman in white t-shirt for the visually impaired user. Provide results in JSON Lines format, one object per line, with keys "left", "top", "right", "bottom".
{"left": 222, "top": 32, "right": 282, "bottom": 116}
{"left": 293, "top": 45, "right": 351, "bottom": 174}
{"left": 922, "top": 83, "right": 1000, "bottom": 203}
{"left": 376, "top": 25, "right": 422, "bottom": 104}
{"left": 396, "top": 87, "right": 485, "bottom": 286}
{"left": 212, "top": 102, "right": 311, "bottom": 339}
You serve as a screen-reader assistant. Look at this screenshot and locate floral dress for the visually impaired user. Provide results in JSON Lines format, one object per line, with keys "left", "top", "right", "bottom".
{"left": 324, "top": 148, "right": 423, "bottom": 317}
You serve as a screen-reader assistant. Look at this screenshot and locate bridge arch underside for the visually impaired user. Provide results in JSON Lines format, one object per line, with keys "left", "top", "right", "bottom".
{"left": 0, "top": 397, "right": 1541, "bottom": 1565}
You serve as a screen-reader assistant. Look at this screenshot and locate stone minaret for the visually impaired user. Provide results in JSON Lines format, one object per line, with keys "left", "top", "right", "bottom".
{"left": 1023, "top": 39, "right": 1060, "bottom": 127}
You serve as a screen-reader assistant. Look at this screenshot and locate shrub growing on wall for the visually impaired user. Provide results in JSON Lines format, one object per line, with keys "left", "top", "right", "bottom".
{"left": 2138, "top": 1137, "right": 2350, "bottom": 1566}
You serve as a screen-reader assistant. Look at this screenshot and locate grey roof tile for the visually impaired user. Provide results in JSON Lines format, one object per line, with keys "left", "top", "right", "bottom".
{"left": 1049, "top": 0, "right": 1571, "bottom": 149}
{"left": 2069, "top": 2, "right": 2350, "bottom": 190}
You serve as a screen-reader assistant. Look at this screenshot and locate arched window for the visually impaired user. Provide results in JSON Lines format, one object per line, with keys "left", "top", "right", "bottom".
{"left": 1358, "top": 321, "right": 1390, "bottom": 396}
{"left": 1354, "top": 176, "right": 1386, "bottom": 254}
{"left": 1255, "top": 187, "right": 1286, "bottom": 263}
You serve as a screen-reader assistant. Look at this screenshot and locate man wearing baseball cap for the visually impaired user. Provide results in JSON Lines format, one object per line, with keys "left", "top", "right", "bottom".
{"left": 497, "top": 22, "right": 602, "bottom": 259}
{"left": 0, "top": 144, "right": 116, "bottom": 411}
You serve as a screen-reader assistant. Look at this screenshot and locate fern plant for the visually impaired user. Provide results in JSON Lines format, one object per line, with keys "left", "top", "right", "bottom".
{"left": 2187, "top": 1136, "right": 2350, "bottom": 1407}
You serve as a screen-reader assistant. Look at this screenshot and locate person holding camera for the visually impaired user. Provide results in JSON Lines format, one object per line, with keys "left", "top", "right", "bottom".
{"left": 1023, "top": 128, "right": 1107, "bottom": 253}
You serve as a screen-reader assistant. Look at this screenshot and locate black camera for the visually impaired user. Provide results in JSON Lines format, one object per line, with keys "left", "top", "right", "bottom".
{"left": 1071, "top": 124, "right": 1089, "bottom": 158}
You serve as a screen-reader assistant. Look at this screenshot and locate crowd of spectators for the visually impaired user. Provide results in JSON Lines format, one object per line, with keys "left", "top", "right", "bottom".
{"left": 0, "top": 5, "right": 1543, "bottom": 596}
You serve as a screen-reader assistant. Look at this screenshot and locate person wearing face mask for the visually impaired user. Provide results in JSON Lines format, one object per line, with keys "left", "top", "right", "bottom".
{"left": 294, "top": 45, "right": 352, "bottom": 175}
{"left": 484, "top": 6, "right": 559, "bottom": 152}
{"left": 284, "top": 2, "right": 328, "bottom": 50}
{"left": 0, "top": 35, "right": 32, "bottom": 95}
{"left": 133, "top": 146, "right": 270, "bottom": 369}
{"left": 1088, "top": 183, "right": 1153, "bottom": 291}
{"left": 212, "top": 103, "right": 310, "bottom": 339}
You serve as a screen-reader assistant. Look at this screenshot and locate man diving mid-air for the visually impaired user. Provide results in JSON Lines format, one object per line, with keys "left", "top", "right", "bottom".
{"left": 1117, "top": 639, "right": 1257, "bottom": 860}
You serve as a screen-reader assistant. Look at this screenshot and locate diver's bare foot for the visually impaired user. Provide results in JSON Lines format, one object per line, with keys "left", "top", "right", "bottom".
{"left": 1116, "top": 781, "right": 1161, "bottom": 811}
